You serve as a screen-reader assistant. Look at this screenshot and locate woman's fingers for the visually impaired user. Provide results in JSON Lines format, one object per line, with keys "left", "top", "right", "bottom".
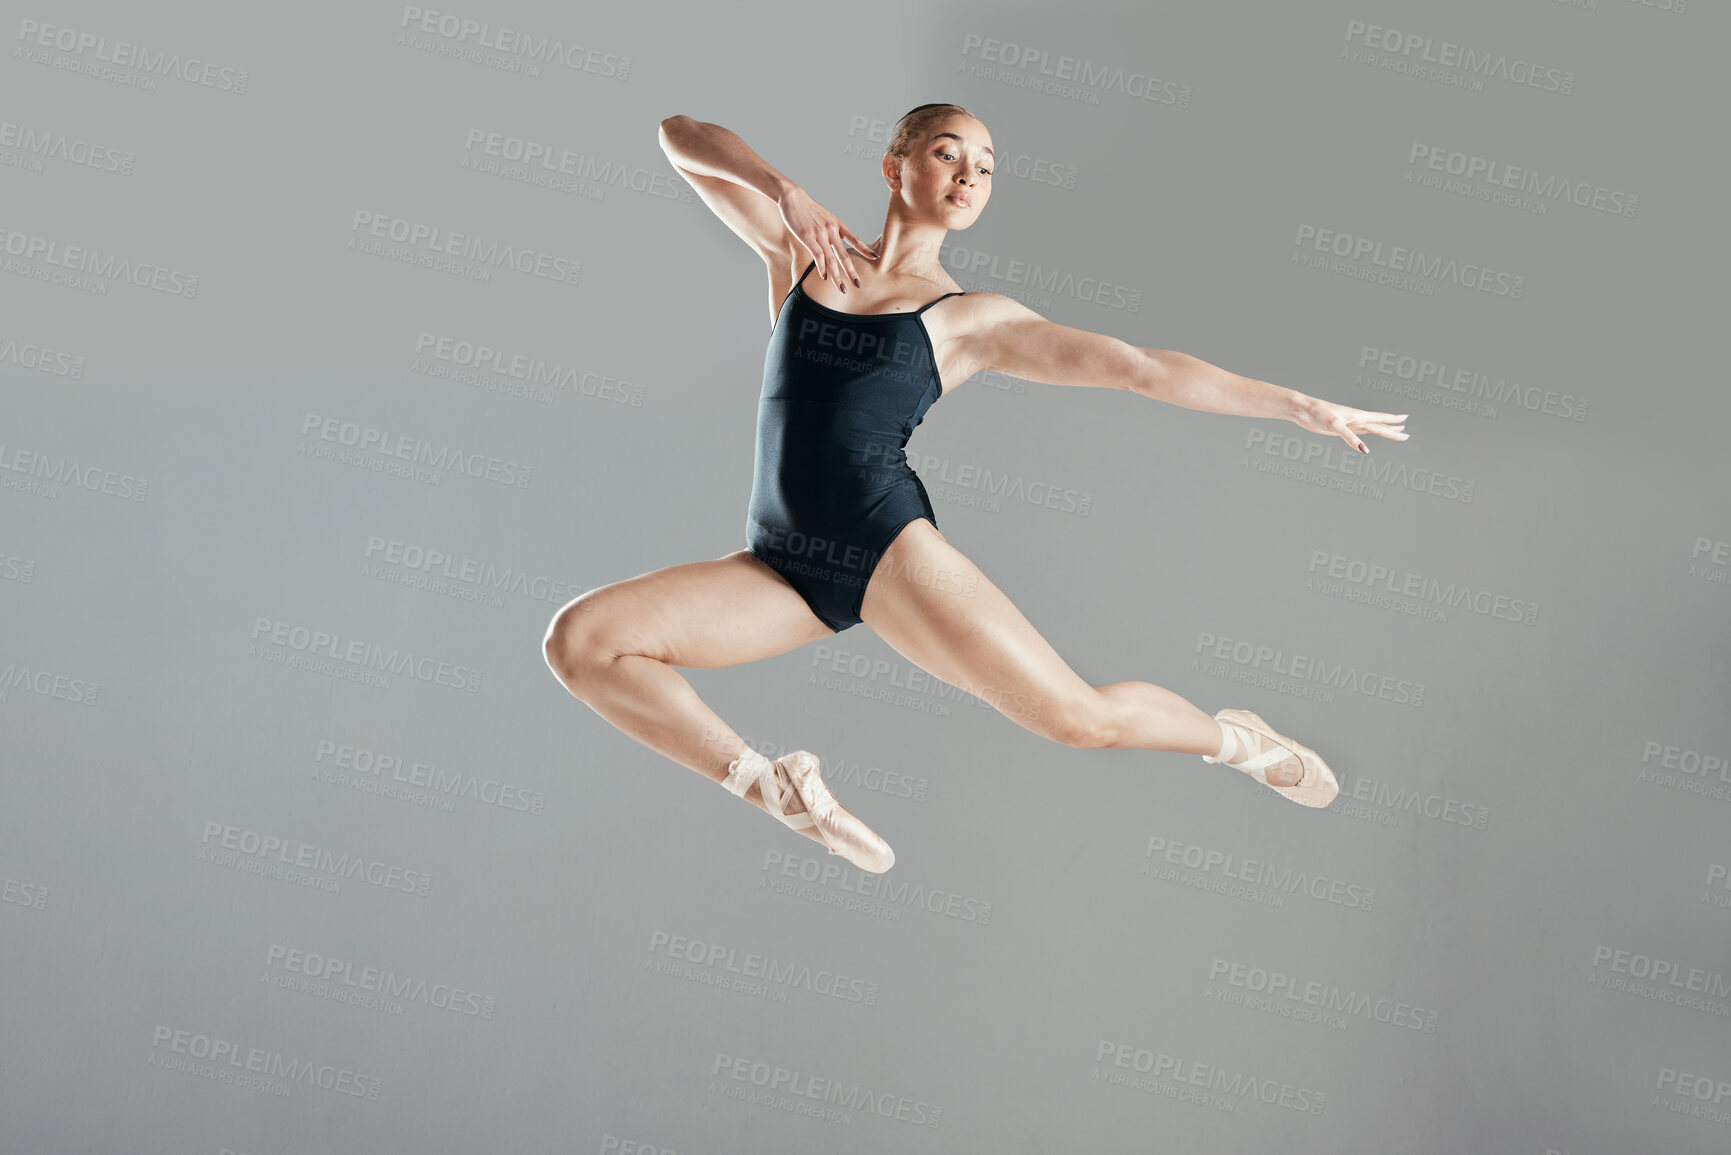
{"left": 814, "top": 234, "right": 843, "bottom": 292}
{"left": 836, "top": 239, "right": 860, "bottom": 289}
{"left": 839, "top": 226, "right": 879, "bottom": 286}
{"left": 843, "top": 225, "right": 881, "bottom": 261}
{"left": 813, "top": 232, "right": 842, "bottom": 290}
{"left": 1340, "top": 407, "right": 1409, "bottom": 439}
{"left": 1340, "top": 419, "right": 1410, "bottom": 451}
{"left": 828, "top": 234, "right": 851, "bottom": 292}
{"left": 1327, "top": 414, "right": 1368, "bottom": 453}
{"left": 1297, "top": 401, "right": 1411, "bottom": 453}
{"left": 819, "top": 223, "right": 879, "bottom": 291}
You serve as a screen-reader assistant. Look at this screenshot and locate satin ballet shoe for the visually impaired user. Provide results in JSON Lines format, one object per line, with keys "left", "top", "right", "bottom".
{"left": 721, "top": 749, "right": 896, "bottom": 873}
{"left": 1202, "top": 709, "right": 1339, "bottom": 809}
{"left": 775, "top": 751, "right": 896, "bottom": 873}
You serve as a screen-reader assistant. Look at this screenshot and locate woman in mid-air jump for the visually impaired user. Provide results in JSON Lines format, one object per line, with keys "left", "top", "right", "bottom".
{"left": 543, "top": 103, "right": 1410, "bottom": 873}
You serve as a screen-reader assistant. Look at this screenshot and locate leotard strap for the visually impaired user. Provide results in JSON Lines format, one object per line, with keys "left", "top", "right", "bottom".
{"left": 915, "top": 290, "right": 965, "bottom": 314}
{"left": 788, "top": 259, "right": 963, "bottom": 313}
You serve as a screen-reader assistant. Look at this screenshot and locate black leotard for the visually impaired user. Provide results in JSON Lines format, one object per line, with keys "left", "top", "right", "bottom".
{"left": 746, "top": 260, "right": 965, "bottom": 632}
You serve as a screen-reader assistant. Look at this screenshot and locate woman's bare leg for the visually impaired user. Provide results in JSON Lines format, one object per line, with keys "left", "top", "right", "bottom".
{"left": 859, "top": 522, "right": 1299, "bottom": 785}
{"left": 542, "top": 549, "right": 842, "bottom": 841}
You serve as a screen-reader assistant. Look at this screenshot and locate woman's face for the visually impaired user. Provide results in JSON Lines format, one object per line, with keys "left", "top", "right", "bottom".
{"left": 897, "top": 116, "right": 993, "bottom": 226}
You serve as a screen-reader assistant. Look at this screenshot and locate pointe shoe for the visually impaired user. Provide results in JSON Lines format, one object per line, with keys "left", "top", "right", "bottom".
{"left": 721, "top": 749, "right": 896, "bottom": 873}
{"left": 1203, "top": 709, "right": 1339, "bottom": 809}
{"left": 776, "top": 751, "right": 896, "bottom": 873}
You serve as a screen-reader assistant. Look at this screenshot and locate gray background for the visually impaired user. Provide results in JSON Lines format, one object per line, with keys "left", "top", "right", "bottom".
{"left": 3, "top": 0, "right": 1728, "bottom": 1152}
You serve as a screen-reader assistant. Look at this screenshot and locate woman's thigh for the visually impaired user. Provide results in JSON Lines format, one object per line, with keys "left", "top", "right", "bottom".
{"left": 859, "top": 521, "right": 1105, "bottom": 744}
{"left": 547, "top": 549, "right": 836, "bottom": 671}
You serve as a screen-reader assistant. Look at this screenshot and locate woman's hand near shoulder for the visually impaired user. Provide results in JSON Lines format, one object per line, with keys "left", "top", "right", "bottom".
{"left": 776, "top": 185, "right": 879, "bottom": 290}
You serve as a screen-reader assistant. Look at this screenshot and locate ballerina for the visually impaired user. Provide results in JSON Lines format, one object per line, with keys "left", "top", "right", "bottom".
{"left": 543, "top": 103, "right": 1410, "bottom": 873}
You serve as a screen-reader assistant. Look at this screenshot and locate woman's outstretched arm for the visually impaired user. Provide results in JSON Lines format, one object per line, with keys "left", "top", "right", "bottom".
{"left": 960, "top": 294, "right": 1408, "bottom": 453}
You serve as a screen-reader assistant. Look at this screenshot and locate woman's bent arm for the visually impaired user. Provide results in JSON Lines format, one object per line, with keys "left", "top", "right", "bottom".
{"left": 659, "top": 115, "right": 793, "bottom": 203}
{"left": 659, "top": 116, "right": 879, "bottom": 287}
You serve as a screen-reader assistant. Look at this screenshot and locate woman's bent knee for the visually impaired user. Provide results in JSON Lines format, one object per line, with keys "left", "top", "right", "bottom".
{"left": 543, "top": 592, "right": 621, "bottom": 690}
